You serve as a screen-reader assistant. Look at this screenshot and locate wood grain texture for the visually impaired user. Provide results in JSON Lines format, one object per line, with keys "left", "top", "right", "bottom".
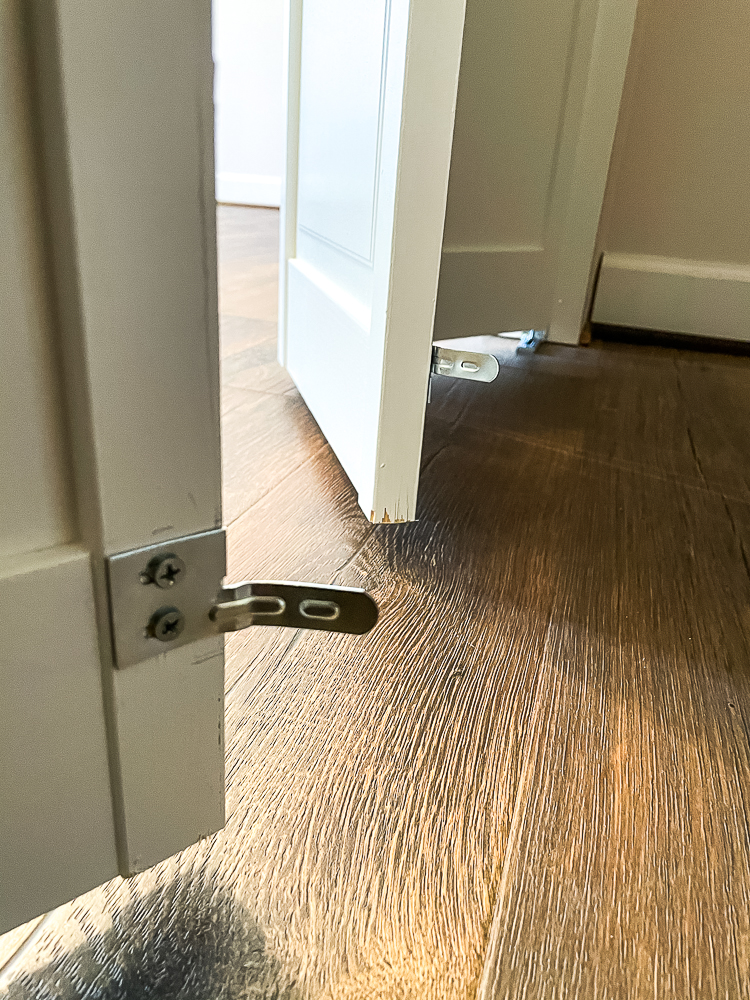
{"left": 217, "top": 205, "right": 279, "bottom": 323}
{"left": 478, "top": 457, "right": 750, "bottom": 1000}
{"left": 221, "top": 391, "right": 326, "bottom": 525}
{"left": 3, "top": 208, "right": 750, "bottom": 1000}
{"left": 224, "top": 340, "right": 297, "bottom": 396}
{"left": 216, "top": 434, "right": 564, "bottom": 999}
{"left": 444, "top": 339, "right": 750, "bottom": 998}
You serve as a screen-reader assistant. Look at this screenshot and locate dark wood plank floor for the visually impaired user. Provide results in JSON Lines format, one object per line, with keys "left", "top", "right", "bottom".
{"left": 2, "top": 207, "right": 750, "bottom": 1000}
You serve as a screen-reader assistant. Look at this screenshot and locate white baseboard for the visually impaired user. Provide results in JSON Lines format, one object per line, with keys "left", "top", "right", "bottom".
{"left": 592, "top": 252, "right": 750, "bottom": 343}
{"left": 215, "top": 172, "right": 281, "bottom": 208}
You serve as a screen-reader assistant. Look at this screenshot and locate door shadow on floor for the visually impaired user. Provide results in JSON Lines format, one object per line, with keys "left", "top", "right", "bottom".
{"left": 5, "top": 883, "right": 297, "bottom": 1000}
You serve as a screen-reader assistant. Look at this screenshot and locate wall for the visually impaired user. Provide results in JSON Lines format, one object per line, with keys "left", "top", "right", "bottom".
{"left": 213, "top": 0, "right": 284, "bottom": 207}
{"left": 593, "top": 0, "right": 750, "bottom": 341}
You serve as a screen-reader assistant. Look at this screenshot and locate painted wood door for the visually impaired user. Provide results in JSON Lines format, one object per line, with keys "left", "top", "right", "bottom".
{"left": 435, "top": 0, "right": 640, "bottom": 347}
{"left": 278, "top": 0, "right": 467, "bottom": 524}
{"left": 279, "top": 0, "right": 640, "bottom": 526}
{"left": 0, "top": 0, "right": 224, "bottom": 934}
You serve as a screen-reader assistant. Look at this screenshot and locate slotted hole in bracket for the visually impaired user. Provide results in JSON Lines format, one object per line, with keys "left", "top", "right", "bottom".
{"left": 249, "top": 597, "right": 286, "bottom": 616}
{"left": 299, "top": 599, "right": 341, "bottom": 621}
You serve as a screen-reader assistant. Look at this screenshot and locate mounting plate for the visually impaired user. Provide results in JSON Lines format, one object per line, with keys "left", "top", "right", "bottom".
{"left": 106, "top": 529, "right": 226, "bottom": 669}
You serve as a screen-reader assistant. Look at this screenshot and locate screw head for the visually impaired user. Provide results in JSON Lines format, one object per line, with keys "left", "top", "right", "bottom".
{"left": 145, "top": 554, "right": 186, "bottom": 589}
{"left": 149, "top": 607, "right": 186, "bottom": 642}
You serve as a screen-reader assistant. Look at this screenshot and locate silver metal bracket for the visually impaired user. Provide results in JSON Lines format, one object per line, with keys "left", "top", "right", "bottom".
{"left": 431, "top": 346, "right": 500, "bottom": 383}
{"left": 516, "top": 329, "right": 547, "bottom": 354}
{"left": 106, "top": 529, "right": 378, "bottom": 669}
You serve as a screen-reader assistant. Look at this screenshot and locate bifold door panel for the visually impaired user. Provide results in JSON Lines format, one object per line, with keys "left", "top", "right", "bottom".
{"left": 279, "top": 0, "right": 468, "bottom": 523}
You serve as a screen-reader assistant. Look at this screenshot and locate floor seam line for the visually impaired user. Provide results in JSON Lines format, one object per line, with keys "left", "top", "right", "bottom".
{"left": 473, "top": 423, "right": 750, "bottom": 508}
{"left": 0, "top": 911, "right": 57, "bottom": 988}
{"left": 224, "top": 628, "right": 302, "bottom": 704}
{"left": 225, "top": 444, "right": 329, "bottom": 528}
{"left": 475, "top": 612, "right": 556, "bottom": 1000}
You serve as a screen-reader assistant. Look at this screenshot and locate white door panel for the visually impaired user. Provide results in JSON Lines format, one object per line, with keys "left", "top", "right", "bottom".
{"left": 0, "top": 1, "right": 74, "bottom": 563}
{"left": 437, "top": 249, "right": 552, "bottom": 338}
{"left": 297, "top": 0, "right": 389, "bottom": 261}
{"left": 280, "top": 0, "right": 467, "bottom": 523}
{"left": 287, "top": 260, "right": 373, "bottom": 497}
{"left": 434, "top": 0, "right": 639, "bottom": 345}
{"left": 37, "top": 0, "right": 226, "bottom": 889}
{"left": 0, "top": 0, "right": 225, "bottom": 935}
{"left": 0, "top": 547, "right": 117, "bottom": 931}
{"left": 281, "top": 0, "right": 637, "bottom": 526}
{"left": 1, "top": 5, "right": 117, "bottom": 933}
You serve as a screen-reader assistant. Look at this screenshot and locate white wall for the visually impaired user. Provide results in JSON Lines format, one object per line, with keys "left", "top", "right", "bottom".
{"left": 212, "top": 0, "right": 284, "bottom": 207}
{"left": 593, "top": 0, "right": 750, "bottom": 341}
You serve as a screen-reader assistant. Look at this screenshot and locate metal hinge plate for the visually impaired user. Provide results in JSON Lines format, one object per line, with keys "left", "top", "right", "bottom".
{"left": 516, "top": 329, "right": 547, "bottom": 353}
{"left": 106, "top": 529, "right": 378, "bottom": 669}
{"left": 431, "top": 346, "right": 500, "bottom": 383}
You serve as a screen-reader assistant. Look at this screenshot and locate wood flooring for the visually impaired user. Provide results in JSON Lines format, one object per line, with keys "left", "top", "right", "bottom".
{"left": 2, "top": 206, "right": 750, "bottom": 999}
